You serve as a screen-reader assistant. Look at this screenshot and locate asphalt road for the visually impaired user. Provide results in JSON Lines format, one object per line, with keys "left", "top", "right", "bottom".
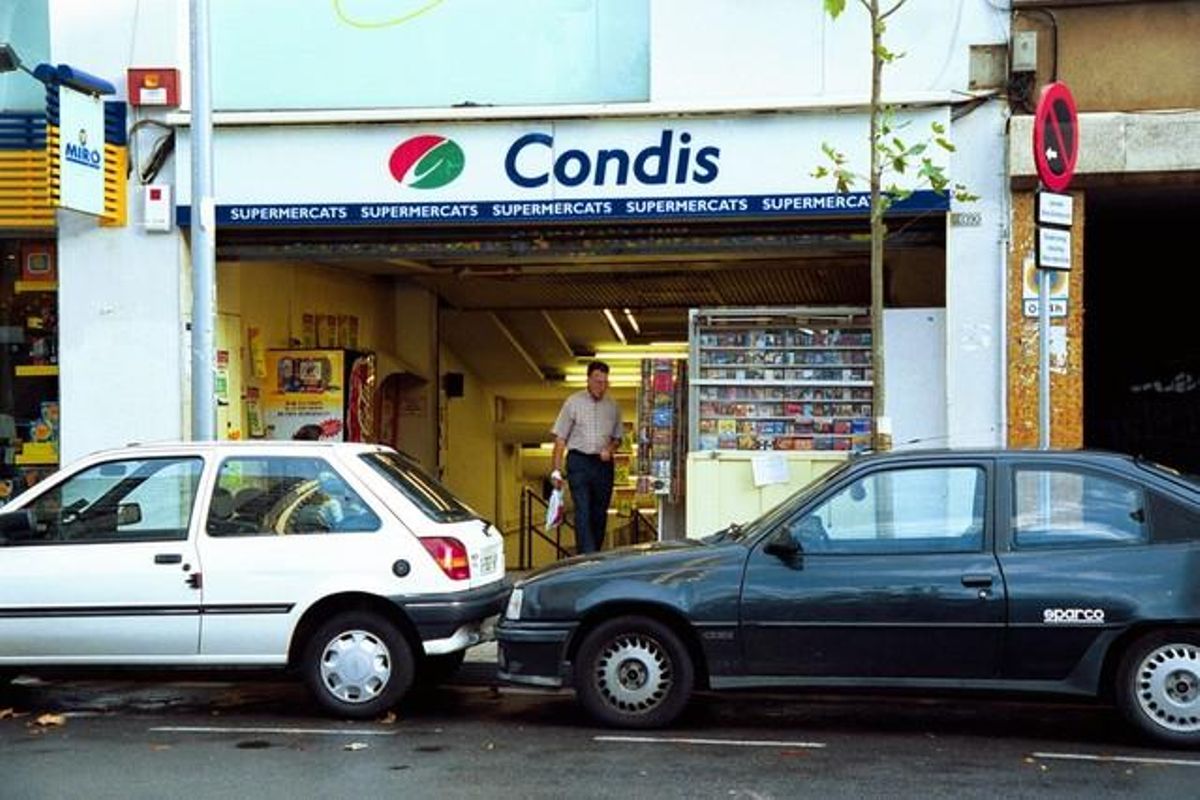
{"left": 3, "top": 666, "right": 1198, "bottom": 800}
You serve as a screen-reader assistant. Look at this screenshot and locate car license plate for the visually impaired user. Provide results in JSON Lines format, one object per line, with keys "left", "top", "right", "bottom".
{"left": 480, "top": 552, "right": 498, "bottom": 573}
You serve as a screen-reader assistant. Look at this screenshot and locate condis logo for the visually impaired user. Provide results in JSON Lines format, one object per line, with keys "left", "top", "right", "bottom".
{"left": 389, "top": 135, "right": 464, "bottom": 189}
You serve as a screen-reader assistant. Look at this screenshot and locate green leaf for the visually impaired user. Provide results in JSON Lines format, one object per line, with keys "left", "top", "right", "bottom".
{"left": 931, "top": 121, "right": 945, "bottom": 134}
{"left": 953, "top": 184, "right": 980, "bottom": 203}
{"left": 823, "top": 0, "right": 846, "bottom": 18}
{"left": 812, "top": 166, "right": 829, "bottom": 179}
{"left": 935, "top": 137, "right": 956, "bottom": 152}
{"left": 892, "top": 157, "right": 906, "bottom": 174}
{"left": 907, "top": 143, "right": 927, "bottom": 157}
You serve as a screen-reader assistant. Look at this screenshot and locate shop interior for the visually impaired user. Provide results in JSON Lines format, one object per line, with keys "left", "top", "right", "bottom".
{"left": 0, "top": 238, "right": 58, "bottom": 506}
{"left": 209, "top": 216, "right": 947, "bottom": 563}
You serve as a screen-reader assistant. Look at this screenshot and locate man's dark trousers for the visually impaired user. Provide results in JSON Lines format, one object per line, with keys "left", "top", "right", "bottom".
{"left": 566, "top": 450, "right": 614, "bottom": 554}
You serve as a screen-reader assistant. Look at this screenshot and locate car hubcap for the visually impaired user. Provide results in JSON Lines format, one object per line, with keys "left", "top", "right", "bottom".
{"left": 594, "top": 633, "right": 671, "bottom": 714}
{"left": 1135, "top": 643, "right": 1200, "bottom": 733}
{"left": 320, "top": 629, "right": 391, "bottom": 704}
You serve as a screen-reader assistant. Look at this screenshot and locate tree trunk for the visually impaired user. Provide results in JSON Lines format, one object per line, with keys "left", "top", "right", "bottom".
{"left": 868, "top": 0, "right": 890, "bottom": 451}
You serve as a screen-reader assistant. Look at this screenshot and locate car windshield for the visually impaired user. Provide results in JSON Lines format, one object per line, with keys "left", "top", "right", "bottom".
{"left": 701, "top": 460, "right": 854, "bottom": 544}
{"left": 360, "top": 451, "right": 477, "bottom": 523}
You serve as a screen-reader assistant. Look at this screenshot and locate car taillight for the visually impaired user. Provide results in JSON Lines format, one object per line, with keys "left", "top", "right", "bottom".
{"left": 420, "top": 537, "right": 471, "bottom": 580}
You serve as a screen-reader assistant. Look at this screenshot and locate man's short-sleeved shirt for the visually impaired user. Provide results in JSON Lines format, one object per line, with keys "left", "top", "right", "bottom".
{"left": 551, "top": 390, "right": 622, "bottom": 454}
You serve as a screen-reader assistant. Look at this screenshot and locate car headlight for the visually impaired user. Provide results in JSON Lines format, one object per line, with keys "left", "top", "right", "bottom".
{"left": 505, "top": 587, "right": 524, "bottom": 621}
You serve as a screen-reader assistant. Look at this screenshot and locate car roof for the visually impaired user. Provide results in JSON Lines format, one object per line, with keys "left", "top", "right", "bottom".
{"left": 849, "top": 447, "right": 1141, "bottom": 467}
{"left": 85, "top": 440, "right": 396, "bottom": 458}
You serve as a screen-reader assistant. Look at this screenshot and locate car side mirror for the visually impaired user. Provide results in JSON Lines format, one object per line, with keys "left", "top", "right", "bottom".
{"left": 116, "top": 502, "right": 143, "bottom": 527}
{"left": 763, "top": 531, "right": 801, "bottom": 560}
{"left": 0, "top": 509, "right": 38, "bottom": 543}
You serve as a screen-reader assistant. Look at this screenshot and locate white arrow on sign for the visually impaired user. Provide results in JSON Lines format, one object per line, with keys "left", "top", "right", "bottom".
{"left": 1045, "top": 146, "right": 1058, "bottom": 161}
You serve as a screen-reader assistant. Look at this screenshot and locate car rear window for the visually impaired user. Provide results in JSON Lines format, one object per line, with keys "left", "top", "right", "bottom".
{"left": 360, "top": 452, "right": 476, "bottom": 523}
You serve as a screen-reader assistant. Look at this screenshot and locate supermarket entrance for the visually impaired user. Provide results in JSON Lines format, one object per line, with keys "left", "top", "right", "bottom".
{"left": 217, "top": 216, "right": 947, "bottom": 549}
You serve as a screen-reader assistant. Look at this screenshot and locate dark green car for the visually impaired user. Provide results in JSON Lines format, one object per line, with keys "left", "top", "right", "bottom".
{"left": 498, "top": 449, "right": 1200, "bottom": 747}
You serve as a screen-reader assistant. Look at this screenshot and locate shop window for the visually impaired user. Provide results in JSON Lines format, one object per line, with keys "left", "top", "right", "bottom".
{"left": 0, "top": 239, "right": 59, "bottom": 507}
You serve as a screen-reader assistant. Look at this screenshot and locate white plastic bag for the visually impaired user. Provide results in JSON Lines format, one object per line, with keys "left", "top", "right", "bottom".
{"left": 545, "top": 487, "right": 565, "bottom": 529}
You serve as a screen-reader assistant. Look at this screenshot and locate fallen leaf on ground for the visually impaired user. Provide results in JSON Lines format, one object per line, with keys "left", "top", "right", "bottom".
{"left": 0, "top": 708, "right": 14, "bottom": 720}
{"left": 33, "top": 713, "right": 66, "bottom": 727}
{"left": 378, "top": 711, "right": 397, "bottom": 724}
{"left": 344, "top": 742, "right": 369, "bottom": 752}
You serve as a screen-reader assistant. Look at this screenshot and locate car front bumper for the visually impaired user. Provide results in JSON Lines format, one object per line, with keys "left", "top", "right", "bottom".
{"left": 496, "top": 620, "right": 577, "bottom": 688}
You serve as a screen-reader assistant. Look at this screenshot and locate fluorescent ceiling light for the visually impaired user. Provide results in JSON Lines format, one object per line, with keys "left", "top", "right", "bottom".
{"left": 602, "top": 308, "right": 627, "bottom": 345}
{"left": 565, "top": 365, "right": 643, "bottom": 378}
{"left": 564, "top": 375, "right": 642, "bottom": 387}
{"left": 584, "top": 342, "right": 688, "bottom": 361}
{"left": 593, "top": 350, "right": 688, "bottom": 361}
{"left": 623, "top": 308, "right": 641, "bottom": 335}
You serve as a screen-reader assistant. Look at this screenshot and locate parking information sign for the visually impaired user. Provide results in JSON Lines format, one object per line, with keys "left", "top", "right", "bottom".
{"left": 1037, "top": 226, "right": 1072, "bottom": 270}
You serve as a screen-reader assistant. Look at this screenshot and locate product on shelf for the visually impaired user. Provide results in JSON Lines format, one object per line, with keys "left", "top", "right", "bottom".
{"left": 691, "top": 309, "right": 873, "bottom": 453}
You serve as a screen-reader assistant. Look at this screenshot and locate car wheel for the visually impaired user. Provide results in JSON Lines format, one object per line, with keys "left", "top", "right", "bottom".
{"left": 416, "top": 650, "right": 467, "bottom": 687}
{"left": 574, "top": 615, "right": 694, "bottom": 729}
{"left": 303, "top": 611, "right": 414, "bottom": 720}
{"left": 1117, "top": 630, "right": 1200, "bottom": 747}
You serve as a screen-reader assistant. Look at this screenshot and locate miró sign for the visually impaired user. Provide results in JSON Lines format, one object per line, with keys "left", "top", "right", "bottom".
{"left": 64, "top": 139, "right": 103, "bottom": 169}
{"left": 504, "top": 129, "right": 720, "bottom": 189}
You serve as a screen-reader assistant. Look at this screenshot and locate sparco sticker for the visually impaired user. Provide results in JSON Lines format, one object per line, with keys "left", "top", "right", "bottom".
{"left": 1043, "top": 608, "right": 1105, "bottom": 624}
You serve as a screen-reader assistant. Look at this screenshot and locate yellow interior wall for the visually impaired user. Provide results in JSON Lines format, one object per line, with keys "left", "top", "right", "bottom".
{"left": 216, "top": 260, "right": 400, "bottom": 440}
{"left": 388, "top": 286, "right": 438, "bottom": 468}
{"left": 438, "top": 346, "right": 497, "bottom": 522}
{"left": 217, "top": 260, "right": 394, "bottom": 351}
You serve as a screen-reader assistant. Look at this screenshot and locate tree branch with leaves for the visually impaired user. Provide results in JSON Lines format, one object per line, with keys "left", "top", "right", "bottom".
{"left": 819, "top": 0, "right": 976, "bottom": 450}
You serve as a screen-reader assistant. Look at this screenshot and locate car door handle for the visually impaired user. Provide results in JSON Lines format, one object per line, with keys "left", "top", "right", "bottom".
{"left": 154, "top": 553, "right": 183, "bottom": 565}
{"left": 961, "top": 574, "right": 993, "bottom": 588}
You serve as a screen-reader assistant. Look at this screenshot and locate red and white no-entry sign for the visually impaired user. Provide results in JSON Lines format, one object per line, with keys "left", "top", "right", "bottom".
{"left": 1033, "top": 82, "right": 1080, "bottom": 192}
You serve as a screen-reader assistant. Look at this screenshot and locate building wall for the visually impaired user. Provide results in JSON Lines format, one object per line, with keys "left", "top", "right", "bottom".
{"left": 653, "top": 0, "right": 1009, "bottom": 101}
{"left": 946, "top": 101, "right": 1010, "bottom": 446}
{"left": 1013, "top": 1, "right": 1200, "bottom": 112}
{"left": 46, "top": 1, "right": 1011, "bottom": 468}
{"left": 1006, "top": 191, "right": 1085, "bottom": 448}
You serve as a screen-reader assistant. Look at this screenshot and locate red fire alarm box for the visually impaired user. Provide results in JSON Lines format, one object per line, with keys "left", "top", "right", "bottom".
{"left": 127, "top": 68, "right": 180, "bottom": 107}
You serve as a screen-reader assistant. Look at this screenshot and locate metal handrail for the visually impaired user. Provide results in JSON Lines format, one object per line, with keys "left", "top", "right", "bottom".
{"left": 630, "top": 507, "right": 656, "bottom": 545}
{"left": 517, "top": 486, "right": 574, "bottom": 569}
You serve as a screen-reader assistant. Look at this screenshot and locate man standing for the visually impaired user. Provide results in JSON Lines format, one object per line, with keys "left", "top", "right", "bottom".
{"left": 550, "top": 361, "right": 622, "bottom": 554}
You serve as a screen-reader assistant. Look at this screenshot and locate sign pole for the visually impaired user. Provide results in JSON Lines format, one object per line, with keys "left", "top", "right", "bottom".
{"left": 1038, "top": 258, "right": 1051, "bottom": 449}
{"left": 1031, "top": 81, "right": 1079, "bottom": 451}
{"left": 190, "top": 0, "right": 217, "bottom": 440}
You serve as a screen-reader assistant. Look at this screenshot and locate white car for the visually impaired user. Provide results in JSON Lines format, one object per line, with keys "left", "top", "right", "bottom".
{"left": 0, "top": 441, "right": 509, "bottom": 719}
